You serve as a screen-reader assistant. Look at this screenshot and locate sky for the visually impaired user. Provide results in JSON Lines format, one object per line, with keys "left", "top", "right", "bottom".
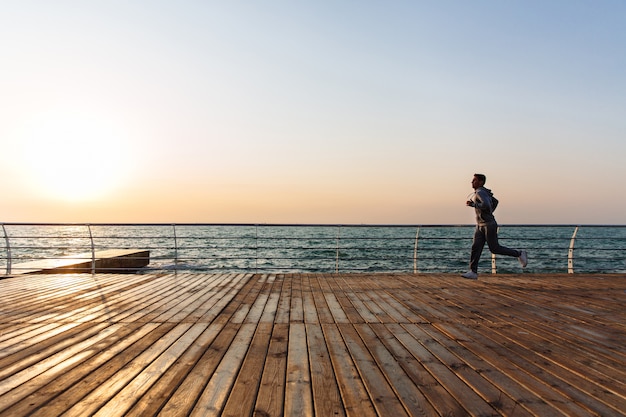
{"left": 1, "top": 1, "right": 625, "bottom": 224}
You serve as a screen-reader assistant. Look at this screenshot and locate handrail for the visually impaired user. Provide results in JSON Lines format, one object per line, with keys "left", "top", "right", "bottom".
{"left": 172, "top": 224, "right": 179, "bottom": 267}
{"left": 2, "top": 224, "right": 11, "bottom": 275}
{"left": 335, "top": 226, "right": 340, "bottom": 273}
{"left": 491, "top": 226, "right": 499, "bottom": 274}
{"left": 87, "top": 224, "right": 95, "bottom": 274}
{"left": 1, "top": 223, "right": 625, "bottom": 275}
{"left": 413, "top": 226, "right": 420, "bottom": 274}
{"left": 568, "top": 225, "right": 579, "bottom": 274}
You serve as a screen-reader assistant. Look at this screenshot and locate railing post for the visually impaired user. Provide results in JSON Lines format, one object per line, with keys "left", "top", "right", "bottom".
{"left": 2, "top": 224, "right": 11, "bottom": 275}
{"left": 172, "top": 224, "right": 179, "bottom": 273}
{"left": 568, "top": 226, "right": 579, "bottom": 274}
{"left": 336, "top": 226, "right": 341, "bottom": 273}
{"left": 255, "top": 225, "right": 258, "bottom": 274}
{"left": 413, "top": 226, "right": 420, "bottom": 273}
{"left": 87, "top": 224, "right": 95, "bottom": 274}
{"left": 491, "top": 226, "right": 499, "bottom": 274}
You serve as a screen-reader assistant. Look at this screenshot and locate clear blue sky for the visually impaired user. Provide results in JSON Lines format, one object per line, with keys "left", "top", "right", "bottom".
{"left": 2, "top": 1, "right": 625, "bottom": 224}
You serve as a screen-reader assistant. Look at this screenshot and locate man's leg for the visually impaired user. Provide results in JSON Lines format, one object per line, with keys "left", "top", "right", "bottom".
{"left": 469, "top": 226, "right": 486, "bottom": 272}
{"left": 484, "top": 223, "right": 520, "bottom": 257}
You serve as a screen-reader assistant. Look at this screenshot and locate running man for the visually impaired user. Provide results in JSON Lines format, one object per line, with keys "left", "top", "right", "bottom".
{"left": 462, "top": 174, "right": 527, "bottom": 279}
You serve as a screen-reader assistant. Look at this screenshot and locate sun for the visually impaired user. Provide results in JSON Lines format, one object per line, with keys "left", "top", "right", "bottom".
{"left": 15, "top": 109, "right": 132, "bottom": 202}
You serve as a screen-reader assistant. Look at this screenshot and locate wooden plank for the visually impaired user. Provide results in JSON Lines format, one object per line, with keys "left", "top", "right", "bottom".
{"left": 309, "top": 274, "right": 335, "bottom": 324}
{"left": 289, "top": 274, "right": 304, "bottom": 324}
{"left": 306, "top": 323, "right": 345, "bottom": 417}
{"left": 243, "top": 275, "right": 272, "bottom": 324}
{"left": 190, "top": 323, "right": 257, "bottom": 416}
{"left": 388, "top": 279, "right": 567, "bottom": 416}
{"left": 221, "top": 322, "right": 273, "bottom": 417}
{"left": 157, "top": 275, "right": 260, "bottom": 416}
{"left": 91, "top": 274, "right": 203, "bottom": 324}
{"left": 124, "top": 322, "right": 228, "bottom": 417}
{"left": 231, "top": 274, "right": 268, "bottom": 324}
{"left": 334, "top": 275, "right": 380, "bottom": 323}
{"left": 213, "top": 278, "right": 277, "bottom": 415}
{"left": 368, "top": 323, "right": 473, "bottom": 417}
{"left": 177, "top": 273, "right": 247, "bottom": 323}
{"left": 0, "top": 323, "right": 121, "bottom": 408}
{"left": 322, "top": 291, "right": 349, "bottom": 324}
{"left": 0, "top": 322, "right": 109, "bottom": 384}
{"left": 354, "top": 323, "right": 440, "bottom": 416}
{"left": 284, "top": 323, "right": 314, "bottom": 417}
{"left": 193, "top": 273, "right": 251, "bottom": 323}
{"left": 61, "top": 323, "right": 193, "bottom": 417}
{"left": 362, "top": 275, "right": 428, "bottom": 323}
{"left": 337, "top": 323, "right": 409, "bottom": 416}
{"left": 254, "top": 323, "right": 289, "bottom": 417}
{"left": 326, "top": 276, "right": 365, "bottom": 323}
{"left": 391, "top": 275, "right": 462, "bottom": 323}
{"left": 157, "top": 324, "right": 241, "bottom": 417}
{"left": 0, "top": 322, "right": 153, "bottom": 416}
{"left": 433, "top": 322, "right": 594, "bottom": 416}
{"left": 0, "top": 274, "right": 132, "bottom": 324}
{"left": 66, "top": 274, "right": 182, "bottom": 323}
{"left": 484, "top": 285, "right": 626, "bottom": 370}
{"left": 322, "top": 324, "right": 377, "bottom": 417}
{"left": 0, "top": 322, "right": 85, "bottom": 361}
{"left": 137, "top": 275, "right": 222, "bottom": 323}
{"left": 159, "top": 274, "right": 224, "bottom": 322}
{"left": 92, "top": 323, "right": 211, "bottom": 417}
{"left": 26, "top": 323, "right": 174, "bottom": 417}
{"left": 399, "top": 322, "right": 532, "bottom": 416}
{"left": 353, "top": 275, "right": 411, "bottom": 323}
{"left": 317, "top": 277, "right": 349, "bottom": 324}
{"left": 275, "top": 274, "right": 292, "bottom": 324}
{"left": 302, "top": 275, "right": 320, "bottom": 324}
{"left": 392, "top": 322, "right": 501, "bottom": 417}
{"left": 260, "top": 274, "right": 283, "bottom": 323}
{"left": 437, "top": 275, "right": 626, "bottom": 400}
{"left": 421, "top": 325, "right": 536, "bottom": 416}
{"left": 446, "top": 320, "right": 625, "bottom": 416}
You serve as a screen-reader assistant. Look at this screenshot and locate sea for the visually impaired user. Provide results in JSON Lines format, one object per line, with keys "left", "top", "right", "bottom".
{"left": 2, "top": 224, "right": 625, "bottom": 274}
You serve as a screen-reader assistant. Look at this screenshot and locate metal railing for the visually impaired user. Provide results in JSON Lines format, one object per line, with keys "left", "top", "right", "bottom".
{"left": 1, "top": 223, "right": 625, "bottom": 275}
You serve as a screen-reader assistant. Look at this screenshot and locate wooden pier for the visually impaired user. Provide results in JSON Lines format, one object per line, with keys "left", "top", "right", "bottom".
{"left": 6, "top": 249, "right": 150, "bottom": 275}
{"left": 0, "top": 272, "right": 624, "bottom": 416}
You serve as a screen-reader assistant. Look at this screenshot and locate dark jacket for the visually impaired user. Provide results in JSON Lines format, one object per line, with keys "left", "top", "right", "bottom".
{"left": 470, "top": 186, "right": 497, "bottom": 225}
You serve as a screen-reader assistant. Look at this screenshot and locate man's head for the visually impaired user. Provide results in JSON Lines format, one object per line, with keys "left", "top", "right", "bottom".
{"left": 472, "top": 173, "right": 486, "bottom": 189}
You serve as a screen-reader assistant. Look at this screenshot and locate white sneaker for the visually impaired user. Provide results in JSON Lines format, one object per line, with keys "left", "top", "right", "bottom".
{"left": 518, "top": 250, "right": 528, "bottom": 268}
{"left": 461, "top": 271, "right": 478, "bottom": 280}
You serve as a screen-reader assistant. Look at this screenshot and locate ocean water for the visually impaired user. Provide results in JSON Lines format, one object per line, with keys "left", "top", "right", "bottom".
{"left": 1, "top": 224, "right": 625, "bottom": 274}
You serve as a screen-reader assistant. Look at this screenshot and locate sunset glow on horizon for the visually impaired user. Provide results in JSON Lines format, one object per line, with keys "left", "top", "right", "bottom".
{"left": 2, "top": 1, "right": 625, "bottom": 225}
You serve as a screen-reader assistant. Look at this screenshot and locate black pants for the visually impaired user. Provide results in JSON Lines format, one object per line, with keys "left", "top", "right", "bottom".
{"left": 470, "top": 223, "right": 520, "bottom": 272}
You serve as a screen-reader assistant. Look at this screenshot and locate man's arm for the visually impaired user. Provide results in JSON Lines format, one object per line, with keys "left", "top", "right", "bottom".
{"left": 472, "top": 188, "right": 493, "bottom": 212}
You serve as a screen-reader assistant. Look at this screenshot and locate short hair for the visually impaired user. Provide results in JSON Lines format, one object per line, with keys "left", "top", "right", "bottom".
{"left": 474, "top": 173, "right": 486, "bottom": 184}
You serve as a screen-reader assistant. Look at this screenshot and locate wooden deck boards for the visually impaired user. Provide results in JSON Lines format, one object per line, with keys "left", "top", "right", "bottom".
{"left": 0, "top": 273, "right": 625, "bottom": 416}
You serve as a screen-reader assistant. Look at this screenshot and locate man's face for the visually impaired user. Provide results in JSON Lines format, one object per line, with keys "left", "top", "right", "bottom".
{"left": 471, "top": 176, "right": 483, "bottom": 189}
